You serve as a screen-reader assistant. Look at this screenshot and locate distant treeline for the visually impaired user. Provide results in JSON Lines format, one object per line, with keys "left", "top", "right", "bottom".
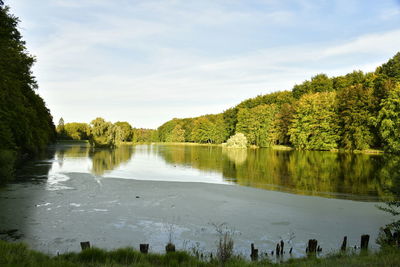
{"left": 56, "top": 118, "right": 157, "bottom": 146}
{"left": 158, "top": 52, "right": 400, "bottom": 153}
{"left": 0, "top": 4, "right": 56, "bottom": 182}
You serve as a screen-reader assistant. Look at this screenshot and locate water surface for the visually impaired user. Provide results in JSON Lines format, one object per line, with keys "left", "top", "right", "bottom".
{"left": 0, "top": 143, "right": 397, "bottom": 258}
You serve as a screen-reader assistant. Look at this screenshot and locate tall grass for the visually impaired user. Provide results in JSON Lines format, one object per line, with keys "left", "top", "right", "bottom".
{"left": 1, "top": 240, "right": 399, "bottom": 267}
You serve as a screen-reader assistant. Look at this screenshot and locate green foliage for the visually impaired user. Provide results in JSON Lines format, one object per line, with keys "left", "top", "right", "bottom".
{"left": 268, "top": 103, "right": 294, "bottom": 145}
{"left": 337, "top": 84, "right": 376, "bottom": 150}
{"left": 236, "top": 104, "right": 278, "bottom": 147}
{"left": 223, "top": 107, "right": 238, "bottom": 138}
{"left": 155, "top": 53, "right": 400, "bottom": 153}
{"left": 2, "top": 240, "right": 400, "bottom": 267}
{"left": 132, "top": 128, "right": 157, "bottom": 143}
{"left": 0, "top": 5, "right": 55, "bottom": 183}
{"left": 332, "top": 71, "right": 370, "bottom": 91}
{"left": 376, "top": 52, "right": 400, "bottom": 83}
{"left": 166, "top": 124, "right": 185, "bottom": 142}
{"left": 225, "top": 133, "right": 248, "bottom": 148}
{"left": 289, "top": 92, "right": 340, "bottom": 150}
{"left": 376, "top": 83, "right": 400, "bottom": 153}
{"left": 237, "top": 90, "right": 293, "bottom": 109}
{"left": 59, "top": 123, "right": 90, "bottom": 140}
{"left": 0, "top": 149, "right": 16, "bottom": 182}
{"left": 292, "top": 74, "right": 333, "bottom": 98}
{"left": 88, "top": 118, "right": 122, "bottom": 147}
{"left": 114, "top": 121, "right": 133, "bottom": 142}
{"left": 157, "top": 119, "right": 181, "bottom": 142}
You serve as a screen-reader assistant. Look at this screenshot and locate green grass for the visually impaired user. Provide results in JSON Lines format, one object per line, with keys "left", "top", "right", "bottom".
{"left": 1, "top": 241, "right": 399, "bottom": 267}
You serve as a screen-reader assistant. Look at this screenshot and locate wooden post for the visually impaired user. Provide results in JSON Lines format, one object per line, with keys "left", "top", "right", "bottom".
{"left": 280, "top": 240, "right": 284, "bottom": 255}
{"left": 165, "top": 243, "right": 176, "bottom": 253}
{"left": 250, "top": 243, "right": 258, "bottom": 261}
{"left": 394, "top": 231, "right": 400, "bottom": 247}
{"left": 140, "top": 244, "right": 149, "bottom": 254}
{"left": 80, "top": 241, "right": 90, "bottom": 251}
{"left": 341, "top": 236, "right": 347, "bottom": 252}
{"left": 276, "top": 243, "right": 280, "bottom": 256}
{"left": 360, "top": 235, "right": 369, "bottom": 250}
{"left": 307, "top": 239, "right": 318, "bottom": 254}
{"left": 383, "top": 228, "right": 394, "bottom": 245}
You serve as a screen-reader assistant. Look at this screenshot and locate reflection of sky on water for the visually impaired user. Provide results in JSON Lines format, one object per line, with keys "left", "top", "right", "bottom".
{"left": 46, "top": 143, "right": 400, "bottom": 201}
{"left": 50, "top": 143, "right": 231, "bottom": 185}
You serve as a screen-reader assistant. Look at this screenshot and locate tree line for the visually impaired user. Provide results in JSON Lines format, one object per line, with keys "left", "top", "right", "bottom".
{"left": 56, "top": 117, "right": 157, "bottom": 146}
{"left": 157, "top": 52, "right": 400, "bottom": 153}
{"left": 0, "top": 4, "right": 56, "bottom": 182}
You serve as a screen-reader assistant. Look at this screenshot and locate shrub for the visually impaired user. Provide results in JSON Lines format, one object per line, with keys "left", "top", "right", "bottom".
{"left": 225, "top": 133, "right": 248, "bottom": 148}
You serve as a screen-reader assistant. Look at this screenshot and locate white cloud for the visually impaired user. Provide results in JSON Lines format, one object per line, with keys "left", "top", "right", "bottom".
{"left": 10, "top": 0, "right": 400, "bottom": 128}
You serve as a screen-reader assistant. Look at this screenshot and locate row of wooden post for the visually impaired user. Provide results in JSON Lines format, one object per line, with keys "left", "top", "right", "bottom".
{"left": 79, "top": 241, "right": 176, "bottom": 254}
{"left": 79, "top": 233, "right": 378, "bottom": 260}
{"left": 248, "top": 234, "right": 371, "bottom": 261}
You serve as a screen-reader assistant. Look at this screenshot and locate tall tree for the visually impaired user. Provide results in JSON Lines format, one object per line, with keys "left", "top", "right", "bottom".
{"left": 337, "top": 84, "right": 376, "bottom": 150}
{"left": 289, "top": 92, "right": 340, "bottom": 150}
{"left": 114, "top": 121, "right": 133, "bottom": 142}
{"left": 376, "top": 83, "right": 400, "bottom": 153}
{"left": 0, "top": 4, "right": 55, "bottom": 182}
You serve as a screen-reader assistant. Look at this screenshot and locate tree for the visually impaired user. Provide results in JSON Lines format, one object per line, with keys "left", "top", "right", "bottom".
{"left": 223, "top": 107, "right": 238, "bottom": 138}
{"left": 289, "top": 92, "right": 340, "bottom": 150}
{"left": 293, "top": 74, "right": 333, "bottom": 98}
{"left": 337, "top": 84, "right": 376, "bottom": 150}
{"left": 376, "top": 83, "right": 400, "bottom": 153}
{"left": 166, "top": 124, "right": 185, "bottom": 142}
{"left": 236, "top": 104, "right": 278, "bottom": 147}
{"left": 89, "top": 117, "right": 122, "bottom": 147}
{"left": 57, "top": 117, "right": 65, "bottom": 133}
{"left": 0, "top": 4, "right": 55, "bottom": 182}
{"left": 269, "top": 103, "right": 294, "bottom": 145}
{"left": 63, "top": 122, "right": 90, "bottom": 140}
{"left": 114, "top": 121, "right": 133, "bottom": 142}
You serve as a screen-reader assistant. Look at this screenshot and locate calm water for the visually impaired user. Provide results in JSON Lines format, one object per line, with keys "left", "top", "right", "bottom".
{"left": 0, "top": 142, "right": 398, "bottom": 257}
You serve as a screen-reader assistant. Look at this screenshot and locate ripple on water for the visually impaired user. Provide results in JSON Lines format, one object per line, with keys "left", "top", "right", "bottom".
{"left": 46, "top": 173, "right": 73, "bottom": 191}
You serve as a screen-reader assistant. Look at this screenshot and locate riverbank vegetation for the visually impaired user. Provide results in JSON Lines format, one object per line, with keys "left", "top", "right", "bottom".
{"left": 158, "top": 53, "right": 400, "bottom": 154}
{"left": 1, "top": 240, "right": 399, "bottom": 267}
{"left": 56, "top": 118, "right": 157, "bottom": 147}
{"left": 0, "top": 4, "right": 56, "bottom": 183}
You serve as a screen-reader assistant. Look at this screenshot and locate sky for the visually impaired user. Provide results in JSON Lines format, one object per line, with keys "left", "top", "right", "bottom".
{"left": 9, "top": 0, "right": 400, "bottom": 129}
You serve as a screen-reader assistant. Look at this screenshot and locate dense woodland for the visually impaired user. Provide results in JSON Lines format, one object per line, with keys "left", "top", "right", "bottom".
{"left": 158, "top": 53, "right": 400, "bottom": 153}
{"left": 0, "top": 4, "right": 55, "bottom": 182}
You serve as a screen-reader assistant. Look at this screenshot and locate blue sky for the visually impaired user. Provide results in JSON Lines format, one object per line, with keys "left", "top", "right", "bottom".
{"left": 9, "top": 0, "right": 400, "bottom": 128}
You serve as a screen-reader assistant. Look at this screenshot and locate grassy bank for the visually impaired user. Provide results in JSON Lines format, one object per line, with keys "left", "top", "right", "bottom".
{"left": 1, "top": 241, "right": 399, "bottom": 267}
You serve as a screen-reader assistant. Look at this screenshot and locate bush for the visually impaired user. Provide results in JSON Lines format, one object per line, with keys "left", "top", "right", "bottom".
{"left": 224, "top": 133, "right": 248, "bottom": 148}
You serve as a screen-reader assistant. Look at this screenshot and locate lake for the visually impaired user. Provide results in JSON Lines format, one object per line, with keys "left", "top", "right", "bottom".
{"left": 0, "top": 142, "right": 398, "bottom": 258}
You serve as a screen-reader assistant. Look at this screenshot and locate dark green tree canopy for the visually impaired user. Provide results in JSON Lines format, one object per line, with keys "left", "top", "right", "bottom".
{"left": 0, "top": 5, "right": 55, "bottom": 182}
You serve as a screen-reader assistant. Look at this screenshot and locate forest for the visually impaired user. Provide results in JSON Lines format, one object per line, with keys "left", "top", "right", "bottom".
{"left": 0, "top": 4, "right": 55, "bottom": 182}
{"left": 157, "top": 52, "right": 400, "bottom": 153}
